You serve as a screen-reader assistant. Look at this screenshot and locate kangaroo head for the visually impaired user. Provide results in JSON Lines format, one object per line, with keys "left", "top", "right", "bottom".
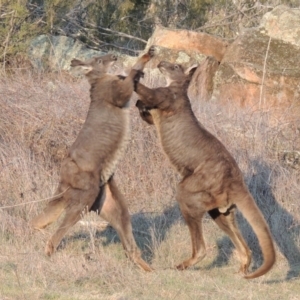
{"left": 70, "top": 54, "right": 118, "bottom": 79}
{"left": 157, "top": 61, "right": 198, "bottom": 87}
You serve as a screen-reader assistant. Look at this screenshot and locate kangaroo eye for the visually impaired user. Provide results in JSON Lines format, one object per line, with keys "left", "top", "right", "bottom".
{"left": 174, "top": 65, "right": 180, "bottom": 70}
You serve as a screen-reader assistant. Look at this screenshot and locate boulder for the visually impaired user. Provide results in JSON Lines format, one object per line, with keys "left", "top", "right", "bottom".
{"left": 142, "top": 45, "right": 206, "bottom": 72}
{"left": 212, "top": 29, "right": 300, "bottom": 124}
{"left": 260, "top": 5, "right": 300, "bottom": 47}
{"left": 29, "top": 35, "right": 105, "bottom": 71}
{"left": 146, "top": 25, "right": 228, "bottom": 62}
{"left": 189, "top": 56, "right": 219, "bottom": 102}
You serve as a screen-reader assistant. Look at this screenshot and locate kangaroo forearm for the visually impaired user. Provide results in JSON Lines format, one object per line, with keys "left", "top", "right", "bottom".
{"left": 135, "top": 83, "right": 158, "bottom": 106}
{"left": 126, "top": 69, "right": 140, "bottom": 81}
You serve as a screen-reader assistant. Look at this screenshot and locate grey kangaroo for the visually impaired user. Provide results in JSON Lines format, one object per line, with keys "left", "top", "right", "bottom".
{"left": 30, "top": 47, "right": 155, "bottom": 271}
{"left": 134, "top": 60, "right": 275, "bottom": 279}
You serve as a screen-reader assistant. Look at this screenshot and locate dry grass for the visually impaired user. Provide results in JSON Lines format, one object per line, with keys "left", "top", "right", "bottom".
{"left": 0, "top": 68, "right": 299, "bottom": 300}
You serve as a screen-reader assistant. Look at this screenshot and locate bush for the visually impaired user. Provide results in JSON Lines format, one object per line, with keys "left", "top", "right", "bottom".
{"left": 0, "top": 0, "right": 44, "bottom": 67}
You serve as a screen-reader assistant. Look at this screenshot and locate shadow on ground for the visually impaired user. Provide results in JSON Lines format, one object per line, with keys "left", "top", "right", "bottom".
{"left": 96, "top": 203, "right": 182, "bottom": 264}
{"left": 64, "top": 203, "right": 182, "bottom": 266}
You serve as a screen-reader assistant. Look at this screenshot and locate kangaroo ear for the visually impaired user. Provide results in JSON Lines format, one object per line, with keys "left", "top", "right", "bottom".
{"left": 95, "top": 57, "right": 103, "bottom": 64}
{"left": 80, "top": 65, "right": 93, "bottom": 74}
{"left": 70, "top": 59, "right": 84, "bottom": 67}
{"left": 185, "top": 64, "right": 198, "bottom": 78}
{"left": 71, "top": 61, "right": 93, "bottom": 75}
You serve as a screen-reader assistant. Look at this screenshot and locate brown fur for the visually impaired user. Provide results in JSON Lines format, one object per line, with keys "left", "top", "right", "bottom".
{"left": 134, "top": 61, "right": 276, "bottom": 279}
{"left": 30, "top": 48, "right": 155, "bottom": 272}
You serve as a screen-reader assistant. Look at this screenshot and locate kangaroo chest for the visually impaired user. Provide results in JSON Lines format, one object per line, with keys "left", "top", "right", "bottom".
{"left": 155, "top": 114, "right": 194, "bottom": 176}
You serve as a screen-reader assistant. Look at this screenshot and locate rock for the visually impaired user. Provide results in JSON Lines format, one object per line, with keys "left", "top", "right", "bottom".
{"left": 280, "top": 151, "right": 300, "bottom": 170}
{"left": 212, "top": 29, "right": 300, "bottom": 125}
{"left": 29, "top": 35, "right": 105, "bottom": 71}
{"left": 189, "top": 56, "right": 220, "bottom": 102}
{"left": 28, "top": 35, "right": 142, "bottom": 74}
{"left": 146, "top": 25, "right": 228, "bottom": 62}
{"left": 142, "top": 45, "right": 206, "bottom": 71}
{"left": 260, "top": 5, "right": 300, "bottom": 47}
{"left": 28, "top": 28, "right": 225, "bottom": 74}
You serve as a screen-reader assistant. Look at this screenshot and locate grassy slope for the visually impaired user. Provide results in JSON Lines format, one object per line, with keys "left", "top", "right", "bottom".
{"left": 0, "top": 70, "right": 299, "bottom": 300}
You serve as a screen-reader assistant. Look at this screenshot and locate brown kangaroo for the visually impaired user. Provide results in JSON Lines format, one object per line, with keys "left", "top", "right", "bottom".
{"left": 30, "top": 48, "right": 155, "bottom": 272}
{"left": 134, "top": 61, "right": 275, "bottom": 279}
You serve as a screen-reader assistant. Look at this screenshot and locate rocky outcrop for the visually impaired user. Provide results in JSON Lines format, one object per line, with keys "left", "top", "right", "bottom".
{"left": 28, "top": 7, "right": 300, "bottom": 129}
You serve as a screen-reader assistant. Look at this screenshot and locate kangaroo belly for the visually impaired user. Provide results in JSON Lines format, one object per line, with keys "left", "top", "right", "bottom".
{"left": 69, "top": 108, "right": 130, "bottom": 183}
{"left": 100, "top": 110, "right": 130, "bottom": 183}
{"left": 158, "top": 116, "right": 198, "bottom": 175}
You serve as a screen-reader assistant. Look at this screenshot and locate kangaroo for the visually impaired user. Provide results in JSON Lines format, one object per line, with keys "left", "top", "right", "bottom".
{"left": 134, "top": 61, "right": 275, "bottom": 279}
{"left": 30, "top": 47, "right": 155, "bottom": 272}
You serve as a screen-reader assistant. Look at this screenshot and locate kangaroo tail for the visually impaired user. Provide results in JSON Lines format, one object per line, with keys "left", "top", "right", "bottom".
{"left": 236, "top": 192, "right": 276, "bottom": 279}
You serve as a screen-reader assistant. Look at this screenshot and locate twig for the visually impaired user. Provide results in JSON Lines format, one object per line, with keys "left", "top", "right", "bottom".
{"left": 254, "top": 36, "right": 271, "bottom": 147}
{"left": 259, "top": 36, "right": 272, "bottom": 109}
{"left": 0, "top": 10, "right": 15, "bottom": 18}
{"left": 0, "top": 188, "right": 69, "bottom": 209}
{"left": 5, "top": 98, "right": 41, "bottom": 121}
{"left": 63, "top": 17, "right": 147, "bottom": 44}
{"left": 13, "top": 265, "right": 26, "bottom": 300}
{"left": 61, "top": 18, "right": 142, "bottom": 54}
{"left": 87, "top": 40, "right": 140, "bottom": 54}
{"left": 195, "top": 5, "right": 264, "bottom": 31}
{"left": 85, "top": 21, "right": 148, "bottom": 44}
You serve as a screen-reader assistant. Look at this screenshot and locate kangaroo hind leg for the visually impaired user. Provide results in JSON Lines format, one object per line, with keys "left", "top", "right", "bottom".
{"left": 208, "top": 205, "right": 252, "bottom": 275}
{"left": 99, "top": 177, "right": 152, "bottom": 272}
{"left": 45, "top": 184, "right": 99, "bottom": 256}
{"left": 176, "top": 182, "right": 208, "bottom": 270}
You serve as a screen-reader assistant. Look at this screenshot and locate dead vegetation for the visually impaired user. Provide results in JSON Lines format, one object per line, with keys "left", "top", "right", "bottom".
{"left": 0, "top": 68, "right": 299, "bottom": 299}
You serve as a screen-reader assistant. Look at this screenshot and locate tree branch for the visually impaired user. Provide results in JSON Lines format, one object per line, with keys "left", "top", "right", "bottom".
{"left": 80, "top": 20, "right": 147, "bottom": 44}
{"left": 195, "top": 5, "right": 263, "bottom": 31}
